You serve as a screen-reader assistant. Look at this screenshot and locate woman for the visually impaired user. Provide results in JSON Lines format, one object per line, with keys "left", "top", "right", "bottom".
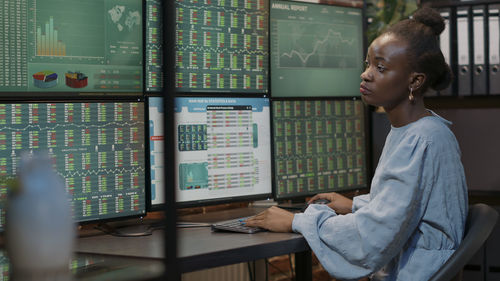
{"left": 245, "top": 7, "right": 468, "bottom": 281}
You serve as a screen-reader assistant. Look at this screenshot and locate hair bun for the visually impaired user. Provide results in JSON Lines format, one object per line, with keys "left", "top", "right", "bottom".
{"left": 413, "top": 7, "right": 445, "bottom": 36}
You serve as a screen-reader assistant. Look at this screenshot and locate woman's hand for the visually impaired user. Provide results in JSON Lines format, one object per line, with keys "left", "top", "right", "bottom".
{"left": 308, "top": 192, "right": 353, "bottom": 215}
{"left": 244, "top": 206, "right": 294, "bottom": 232}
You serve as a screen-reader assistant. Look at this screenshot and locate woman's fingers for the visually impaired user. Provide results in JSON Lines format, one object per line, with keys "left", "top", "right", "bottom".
{"left": 244, "top": 212, "right": 266, "bottom": 226}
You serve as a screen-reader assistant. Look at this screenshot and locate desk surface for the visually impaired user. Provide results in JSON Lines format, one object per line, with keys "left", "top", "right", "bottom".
{"left": 0, "top": 251, "right": 164, "bottom": 281}
{"left": 76, "top": 207, "right": 310, "bottom": 273}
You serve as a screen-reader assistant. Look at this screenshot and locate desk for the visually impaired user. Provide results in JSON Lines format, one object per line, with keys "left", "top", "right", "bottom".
{"left": 0, "top": 251, "right": 163, "bottom": 281}
{"left": 76, "top": 207, "right": 312, "bottom": 280}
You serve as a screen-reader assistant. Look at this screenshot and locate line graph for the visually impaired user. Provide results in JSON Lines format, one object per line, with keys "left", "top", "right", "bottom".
{"left": 270, "top": 0, "right": 364, "bottom": 97}
{"left": 276, "top": 20, "right": 359, "bottom": 69}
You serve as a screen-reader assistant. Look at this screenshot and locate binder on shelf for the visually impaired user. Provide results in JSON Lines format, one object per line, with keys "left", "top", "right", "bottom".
{"left": 457, "top": 7, "right": 472, "bottom": 96}
{"left": 472, "top": 6, "right": 487, "bottom": 95}
{"left": 489, "top": 6, "right": 500, "bottom": 95}
{"left": 439, "top": 8, "right": 452, "bottom": 96}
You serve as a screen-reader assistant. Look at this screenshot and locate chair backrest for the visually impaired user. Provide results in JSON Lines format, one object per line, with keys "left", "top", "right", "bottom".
{"left": 429, "top": 203, "right": 499, "bottom": 281}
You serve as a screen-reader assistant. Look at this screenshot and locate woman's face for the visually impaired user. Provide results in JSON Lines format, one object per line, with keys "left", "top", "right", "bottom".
{"left": 360, "top": 33, "right": 413, "bottom": 110}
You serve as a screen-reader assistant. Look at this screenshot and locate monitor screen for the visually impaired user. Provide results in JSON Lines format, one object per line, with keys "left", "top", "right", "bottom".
{"left": 175, "top": 0, "right": 269, "bottom": 93}
{"left": 148, "top": 96, "right": 165, "bottom": 207}
{"left": 0, "top": 101, "right": 146, "bottom": 230}
{"left": 270, "top": 0, "right": 364, "bottom": 97}
{"left": 174, "top": 97, "right": 272, "bottom": 206}
{"left": 272, "top": 98, "right": 368, "bottom": 200}
{"left": 145, "top": 0, "right": 163, "bottom": 92}
{"left": 0, "top": 0, "right": 143, "bottom": 94}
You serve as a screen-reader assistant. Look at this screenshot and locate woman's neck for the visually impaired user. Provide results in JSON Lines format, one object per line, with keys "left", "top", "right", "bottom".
{"left": 385, "top": 99, "right": 431, "bottom": 128}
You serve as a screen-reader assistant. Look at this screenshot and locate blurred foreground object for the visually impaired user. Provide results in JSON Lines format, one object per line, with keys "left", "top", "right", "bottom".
{"left": 6, "top": 152, "right": 75, "bottom": 281}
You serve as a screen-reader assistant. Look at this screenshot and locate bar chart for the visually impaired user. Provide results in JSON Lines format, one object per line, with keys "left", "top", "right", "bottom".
{"left": 32, "top": 0, "right": 105, "bottom": 61}
{"left": 36, "top": 17, "right": 66, "bottom": 56}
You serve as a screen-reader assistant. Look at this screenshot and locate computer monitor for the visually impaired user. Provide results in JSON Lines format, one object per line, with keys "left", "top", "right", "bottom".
{"left": 0, "top": 100, "right": 147, "bottom": 230}
{"left": 272, "top": 97, "right": 368, "bottom": 201}
{"left": 174, "top": 0, "right": 269, "bottom": 93}
{"left": 145, "top": 0, "right": 163, "bottom": 92}
{"left": 174, "top": 96, "right": 272, "bottom": 206}
{"left": 0, "top": 0, "right": 143, "bottom": 95}
{"left": 270, "top": 0, "right": 364, "bottom": 97}
{"left": 147, "top": 96, "right": 165, "bottom": 209}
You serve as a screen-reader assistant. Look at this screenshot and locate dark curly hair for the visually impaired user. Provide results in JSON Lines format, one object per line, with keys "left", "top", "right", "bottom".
{"left": 383, "top": 7, "right": 453, "bottom": 92}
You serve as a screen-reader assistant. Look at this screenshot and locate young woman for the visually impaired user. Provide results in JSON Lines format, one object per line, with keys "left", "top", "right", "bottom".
{"left": 245, "top": 7, "right": 468, "bottom": 281}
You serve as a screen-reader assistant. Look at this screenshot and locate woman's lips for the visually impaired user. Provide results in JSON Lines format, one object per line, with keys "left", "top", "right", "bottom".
{"left": 360, "top": 84, "right": 371, "bottom": 95}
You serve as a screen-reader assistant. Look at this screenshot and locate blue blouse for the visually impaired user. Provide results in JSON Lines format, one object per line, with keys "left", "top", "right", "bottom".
{"left": 292, "top": 111, "right": 468, "bottom": 281}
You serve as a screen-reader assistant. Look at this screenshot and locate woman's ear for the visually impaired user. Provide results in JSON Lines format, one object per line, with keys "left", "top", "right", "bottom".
{"left": 410, "top": 72, "right": 426, "bottom": 93}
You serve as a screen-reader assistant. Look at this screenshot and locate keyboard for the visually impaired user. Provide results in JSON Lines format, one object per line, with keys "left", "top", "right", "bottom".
{"left": 211, "top": 216, "right": 265, "bottom": 234}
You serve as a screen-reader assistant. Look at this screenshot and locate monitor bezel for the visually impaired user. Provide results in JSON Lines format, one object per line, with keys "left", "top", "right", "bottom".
{"left": 270, "top": 96, "right": 372, "bottom": 203}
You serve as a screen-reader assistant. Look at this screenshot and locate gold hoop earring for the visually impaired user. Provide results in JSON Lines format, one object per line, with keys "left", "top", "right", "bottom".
{"left": 409, "top": 88, "right": 415, "bottom": 102}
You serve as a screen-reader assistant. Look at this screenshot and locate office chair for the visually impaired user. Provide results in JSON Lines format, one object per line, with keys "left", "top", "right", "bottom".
{"left": 429, "top": 203, "right": 499, "bottom": 281}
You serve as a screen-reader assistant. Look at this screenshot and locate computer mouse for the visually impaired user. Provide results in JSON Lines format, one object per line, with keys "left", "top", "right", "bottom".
{"left": 310, "top": 198, "right": 331, "bottom": 205}
{"left": 300, "top": 198, "right": 331, "bottom": 212}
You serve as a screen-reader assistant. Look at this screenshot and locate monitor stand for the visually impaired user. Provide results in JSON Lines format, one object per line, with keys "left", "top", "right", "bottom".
{"left": 95, "top": 222, "right": 153, "bottom": 237}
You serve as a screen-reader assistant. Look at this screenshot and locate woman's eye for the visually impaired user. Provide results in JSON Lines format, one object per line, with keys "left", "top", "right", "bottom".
{"left": 364, "top": 61, "right": 369, "bottom": 68}
{"left": 377, "top": 65, "right": 385, "bottom": 72}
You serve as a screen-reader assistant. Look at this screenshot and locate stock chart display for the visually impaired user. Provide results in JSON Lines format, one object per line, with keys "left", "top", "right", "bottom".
{"left": 0, "top": 0, "right": 143, "bottom": 94}
{"left": 146, "top": 0, "right": 163, "bottom": 92}
{"left": 273, "top": 99, "right": 367, "bottom": 199}
{"left": 0, "top": 102, "right": 146, "bottom": 230}
{"left": 175, "top": 0, "right": 269, "bottom": 93}
{"left": 270, "top": 0, "right": 364, "bottom": 97}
